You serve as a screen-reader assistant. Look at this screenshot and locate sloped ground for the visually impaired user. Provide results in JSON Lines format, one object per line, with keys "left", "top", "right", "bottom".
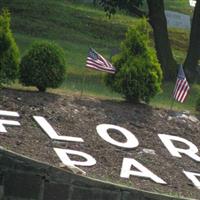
{"left": 0, "top": 88, "right": 199, "bottom": 199}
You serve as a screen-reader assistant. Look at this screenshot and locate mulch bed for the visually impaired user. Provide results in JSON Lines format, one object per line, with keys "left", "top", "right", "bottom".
{"left": 0, "top": 88, "right": 199, "bottom": 199}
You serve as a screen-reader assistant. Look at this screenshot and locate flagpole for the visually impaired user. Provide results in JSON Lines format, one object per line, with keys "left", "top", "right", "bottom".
{"left": 79, "top": 70, "right": 87, "bottom": 100}
{"left": 82, "top": 48, "right": 116, "bottom": 100}
{"left": 79, "top": 48, "right": 90, "bottom": 100}
{"left": 168, "top": 64, "right": 180, "bottom": 114}
{"left": 166, "top": 85, "right": 175, "bottom": 119}
{"left": 169, "top": 96, "right": 175, "bottom": 111}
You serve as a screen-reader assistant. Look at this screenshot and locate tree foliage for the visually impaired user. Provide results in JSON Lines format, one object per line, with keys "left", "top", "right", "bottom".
{"left": 100, "top": 0, "right": 200, "bottom": 81}
{"left": 106, "top": 19, "right": 162, "bottom": 103}
{"left": 0, "top": 8, "right": 19, "bottom": 84}
{"left": 100, "top": 0, "right": 144, "bottom": 17}
{"left": 20, "top": 41, "right": 66, "bottom": 92}
{"left": 99, "top": 0, "right": 176, "bottom": 80}
{"left": 184, "top": 0, "right": 200, "bottom": 81}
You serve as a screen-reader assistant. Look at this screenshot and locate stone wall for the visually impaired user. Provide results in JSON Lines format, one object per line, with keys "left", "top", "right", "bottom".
{"left": 0, "top": 148, "right": 191, "bottom": 200}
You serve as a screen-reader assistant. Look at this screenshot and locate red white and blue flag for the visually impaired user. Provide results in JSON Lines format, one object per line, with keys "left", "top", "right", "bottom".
{"left": 86, "top": 48, "right": 116, "bottom": 74}
{"left": 173, "top": 65, "right": 190, "bottom": 103}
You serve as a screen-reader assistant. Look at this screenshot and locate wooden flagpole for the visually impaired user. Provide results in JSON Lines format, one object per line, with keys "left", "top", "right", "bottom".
{"left": 169, "top": 96, "right": 175, "bottom": 111}
{"left": 167, "top": 86, "right": 176, "bottom": 118}
{"left": 79, "top": 48, "right": 90, "bottom": 100}
{"left": 168, "top": 64, "right": 181, "bottom": 114}
{"left": 80, "top": 47, "right": 116, "bottom": 99}
{"left": 79, "top": 70, "right": 87, "bottom": 100}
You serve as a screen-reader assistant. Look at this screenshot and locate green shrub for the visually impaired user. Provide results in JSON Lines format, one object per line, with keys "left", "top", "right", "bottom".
{"left": 106, "top": 19, "right": 162, "bottom": 103}
{"left": 20, "top": 41, "right": 66, "bottom": 92}
{"left": 196, "top": 95, "right": 200, "bottom": 112}
{"left": 0, "top": 8, "right": 19, "bottom": 84}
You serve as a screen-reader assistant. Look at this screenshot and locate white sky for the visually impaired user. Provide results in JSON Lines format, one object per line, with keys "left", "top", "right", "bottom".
{"left": 189, "top": 0, "right": 196, "bottom": 7}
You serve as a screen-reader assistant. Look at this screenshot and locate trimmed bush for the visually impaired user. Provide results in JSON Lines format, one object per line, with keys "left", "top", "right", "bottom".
{"left": 20, "top": 41, "right": 66, "bottom": 92}
{"left": 106, "top": 19, "right": 162, "bottom": 103}
{"left": 0, "top": 8, "right": 19, "bottom": 84}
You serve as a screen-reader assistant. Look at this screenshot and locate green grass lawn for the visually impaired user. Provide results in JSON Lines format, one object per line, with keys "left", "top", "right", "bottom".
{"left": 6, "top": 0, "right": 135, "bottom": 95}
{"left": 1, "top": 0, "right": 200, "bottom": 112}
{"left": 151, "top": 83, "right": 200, "bottom": 112}
{"left": 164, "top": 0, "right": 194, "bottom": 15}
{"left": 142, "top": 0, "right": 193, "bottom": 15}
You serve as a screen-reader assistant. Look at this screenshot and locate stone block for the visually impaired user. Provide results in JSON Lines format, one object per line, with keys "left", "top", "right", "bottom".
{"left": 71, "top": 186, "right": 120, "bottom": 200}
{"left": 0, "top": 173, "right": 3, "bottom": 185}
{"left": 0, "top": 185, "right": 3, "bottom": 200}
{"left": 122, "top": 191, "right": 145, "bottom": 200}
{"left": 44, "top": 182, "right": 70, "bottom": 200}
{"left": 122, "top": 191, "right": 181, "bottom": 200}
{"left": 4, "top": 171, "right": 42, "bottom": 199}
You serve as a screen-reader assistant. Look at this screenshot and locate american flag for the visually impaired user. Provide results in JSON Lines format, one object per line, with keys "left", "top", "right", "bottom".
{"left": 173, "top": 65, "right": 190, "bottom": 103}
{"left": 86, "top": 48, "right": 116, "bottom": 74}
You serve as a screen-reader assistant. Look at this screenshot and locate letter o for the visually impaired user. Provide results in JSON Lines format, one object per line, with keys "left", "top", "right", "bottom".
{"left": 96, "top": 124, "right": 139, "bottom": 149}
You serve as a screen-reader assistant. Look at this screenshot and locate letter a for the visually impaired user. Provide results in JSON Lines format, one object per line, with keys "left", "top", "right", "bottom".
{"left": 183, "top": 170, "right": 200, "bottom": 189}
{"left": 120, "top": 158, "right": 166, "bottom": 184}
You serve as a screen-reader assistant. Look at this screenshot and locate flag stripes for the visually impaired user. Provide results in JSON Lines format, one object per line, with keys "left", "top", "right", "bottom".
{"left": 173, "top": 65, "right": 189, "bottom": 103}
{"left": 86, "top": 48, "right": 116, "bottom": 74}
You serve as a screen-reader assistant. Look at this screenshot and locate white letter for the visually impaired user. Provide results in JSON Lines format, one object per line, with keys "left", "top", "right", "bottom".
{"left": 183, "top": 170, "right": 200, "bottom": 189}
{"left": 120, "top": 158, "right": 166, "bottom": 184}
{"left": 0, "top": 110, "right": 19, "bottom": 117}
{"left": 158, "top": 134, "right": 200, "bottom": 162}
{"left": 54, "top": 148, "right": 96, "bottom": 167}
{"left": 0, "top": 110, "right": 20, "bottom": 133}
{"left": 33, "top": 116, "right": 84, "bottom": 142}
{"left": 0, "top": 120, "right": 20, "bottom": 133}
{"left": 96, "top": 124, "right": 139, "bottom": 148}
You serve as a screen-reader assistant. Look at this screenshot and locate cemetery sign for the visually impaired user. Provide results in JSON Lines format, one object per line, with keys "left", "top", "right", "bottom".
{"left": 0, "top": 110, "right": 200, "bottom": 190}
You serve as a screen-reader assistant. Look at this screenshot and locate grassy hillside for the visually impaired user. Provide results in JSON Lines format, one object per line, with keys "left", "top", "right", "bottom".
{"left": 164, "top": 0, "right": 193, "bottom": 15}
{"left": 1, "top": 0, "right": 200, "bottom": 111}
{"left": 1, "top": 0, "right": 136, "bottom": 98}
{"left": 2, "top": 0, "right": 133, "bottom": 65}
{"left": 142, "top": 0, "right": 193, "bottom": 15}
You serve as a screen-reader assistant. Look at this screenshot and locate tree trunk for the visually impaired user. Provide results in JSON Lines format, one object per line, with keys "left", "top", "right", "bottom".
{"left": 183, "top": 0, "right": 200, "bottom": 81}
{"left": 37, "top": 85, "right": 46, "bottom": 92}
{"left": 93, "top": 0, "right": 97, "bottom": 6}
{"left": 147, "top": 0, "right": 177, "bottom": 80}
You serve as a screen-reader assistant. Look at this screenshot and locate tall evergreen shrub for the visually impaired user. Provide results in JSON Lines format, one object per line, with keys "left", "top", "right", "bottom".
{"left": 0, "top": 9, "right": 19, "bottom": 84}
{"left": 106, "top": 19, "right": 162, "bottom": 103}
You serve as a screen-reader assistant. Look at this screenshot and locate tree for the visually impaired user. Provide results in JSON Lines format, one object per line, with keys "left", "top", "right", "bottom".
{"left": 100, "top": 0, "right": 200, "bottom": 81}
{"left": 99, "top": 0, "right": 177, "bottom": 80}
{"left": 0, "top": 8, "right": 19, "bottom": 85}
{"left": 184, "top": 0, "right": 200, "bottom": 80}
{"left": 146, "top": 0, "right": 177, "bottom": 80}
{"left": 106, "top": 19, "right": 162, "bottom": 103}
{"left": 20, "top": 41, "right": 66, "bottom": 92}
